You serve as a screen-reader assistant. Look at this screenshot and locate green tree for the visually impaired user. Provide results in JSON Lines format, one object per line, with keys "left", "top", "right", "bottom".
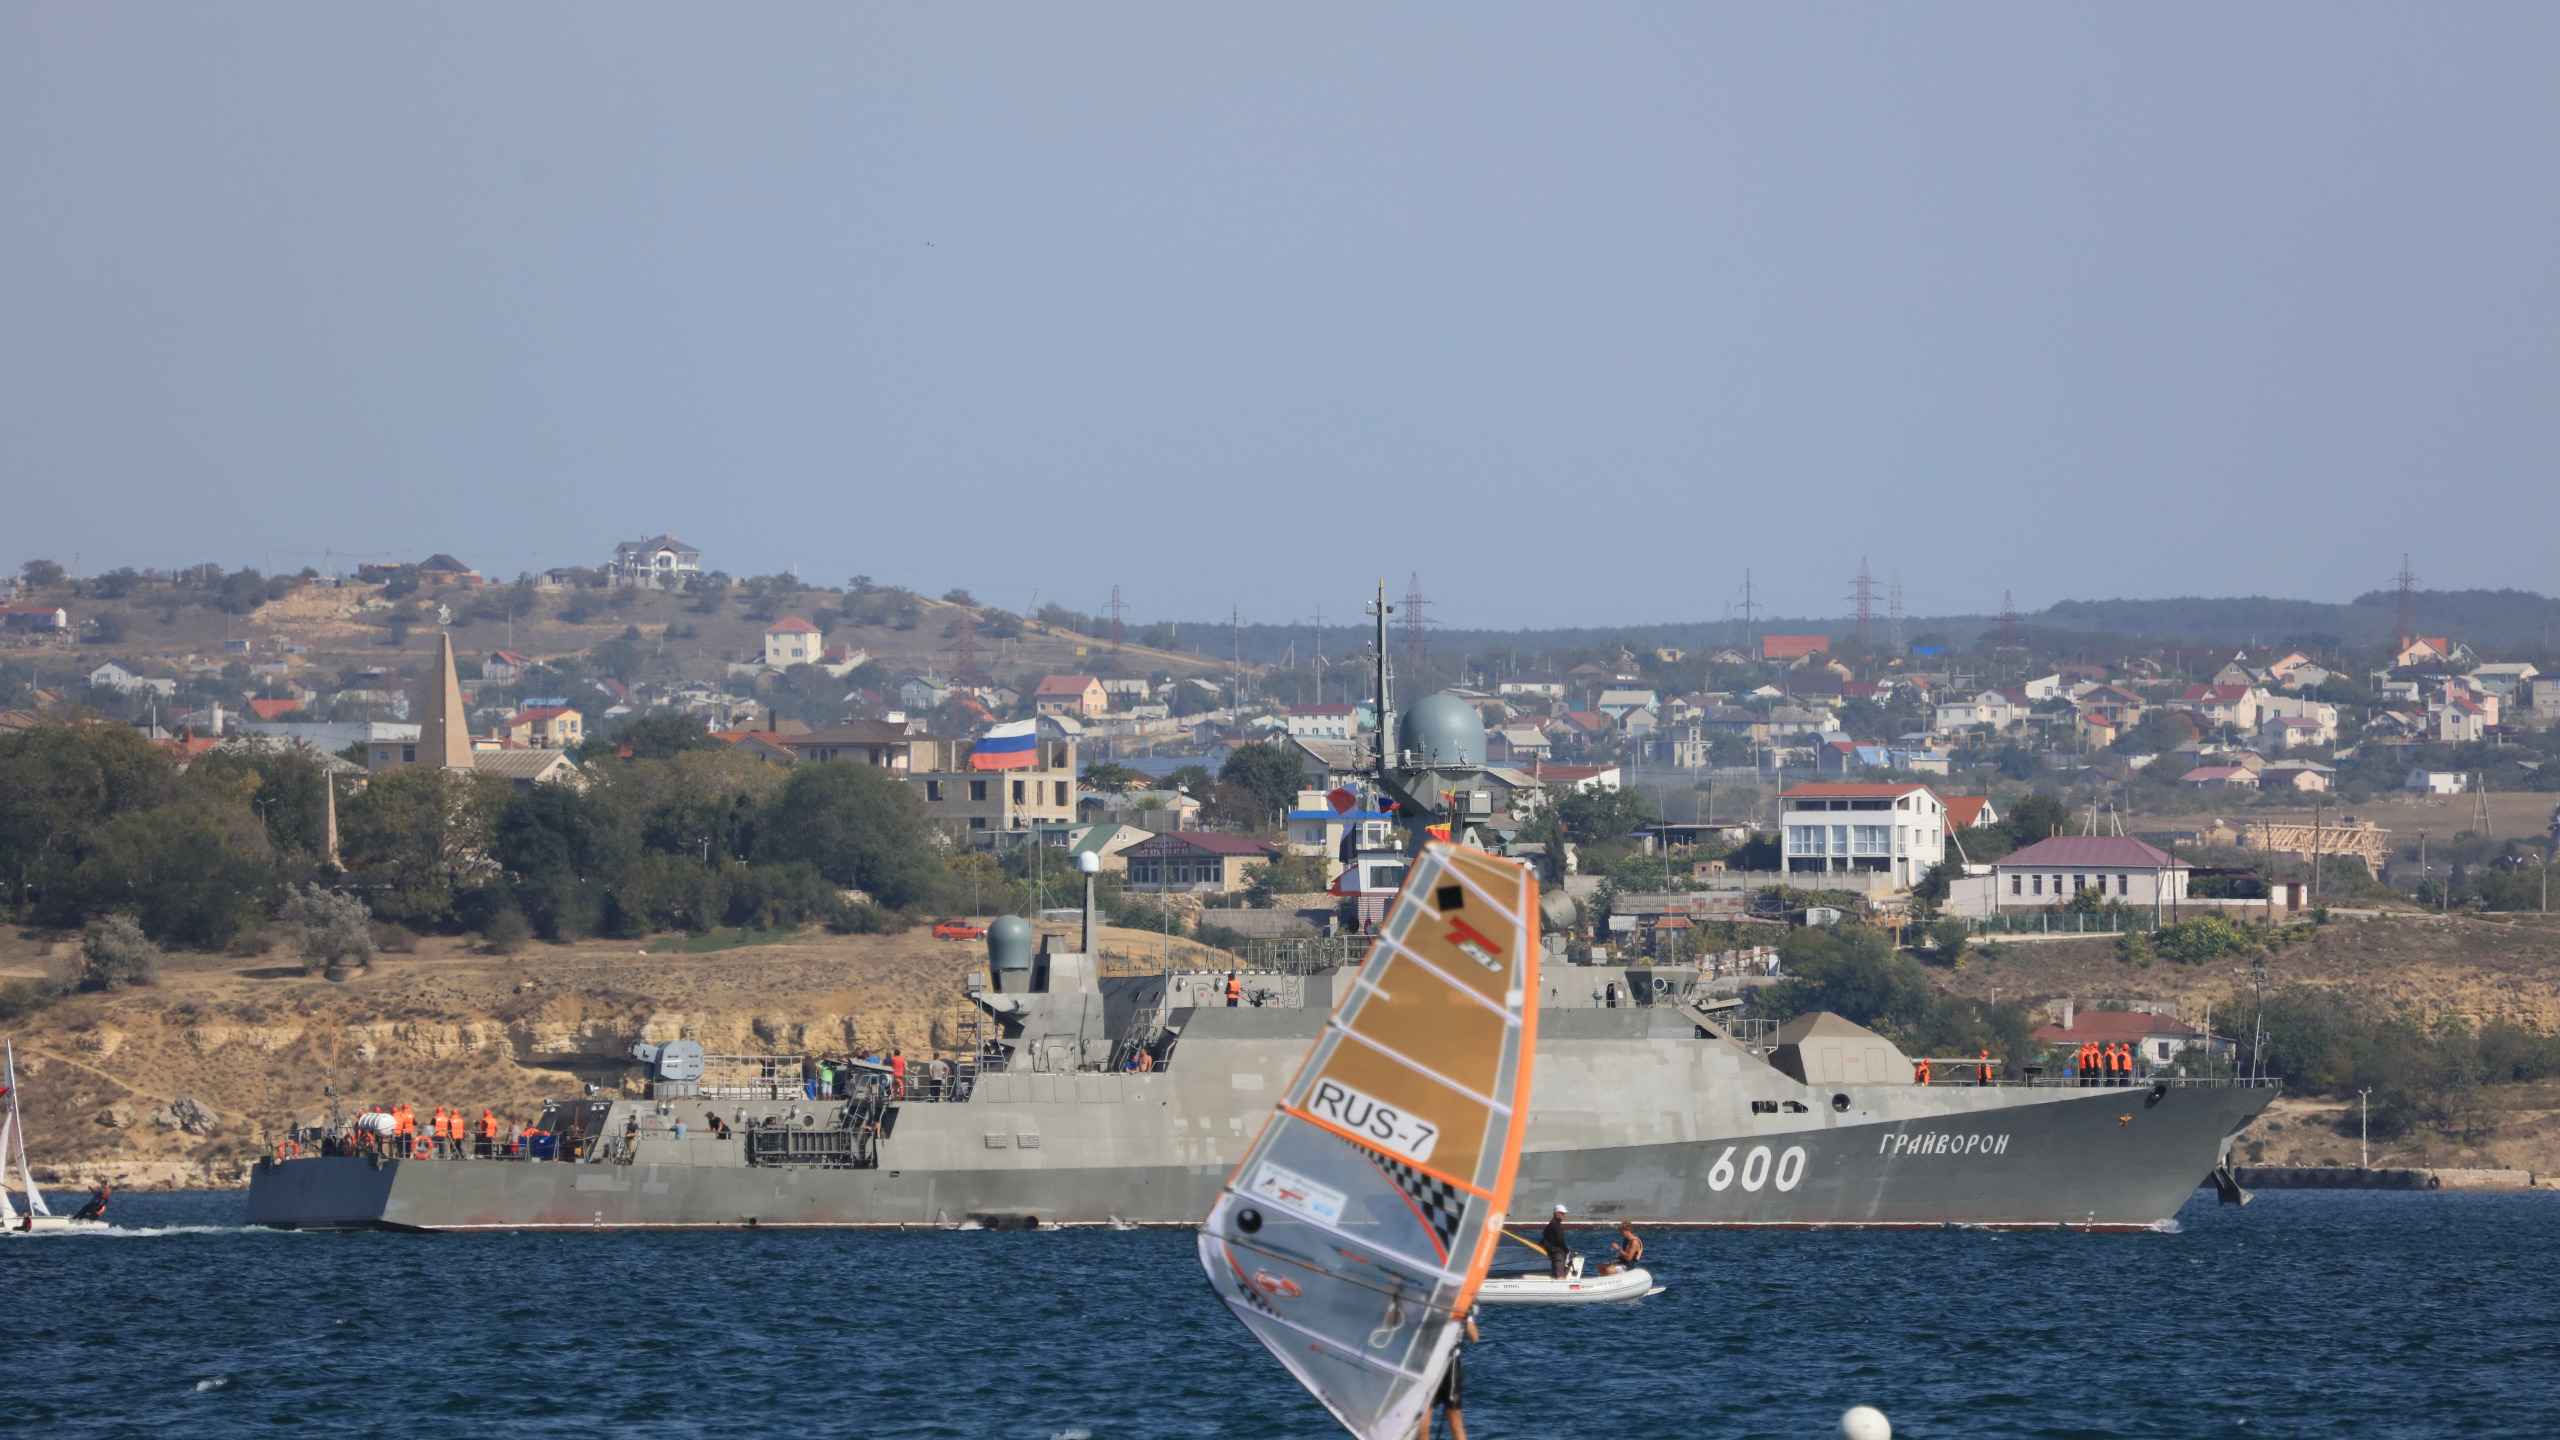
{"left": 753, "top": 762, "right": 951, "bottom": 909}
{"left": 1996, "top": 793, "right": 2071, "bottom": 851}
{"left": 0, "top": 721, "right": 180, "bottom": 910}
{"left": 1547, "top": 783, "right": 1657, "bottom": 845}
{"left": 493, "top": 783, "right": 642, "bottom": 939}
{"left": 78, "top": 914, "right": 159, "bottom": 990}
{"left": 1081, "top": 761, "right": 1145, "bottom": 794}
{"left": 20, "top": 558, "right": 65, "bottom": 589}
{"left": 336, "top": 767, "right": 511, "bottom": 928}
{"left": 58, "top": 804, "right": 274, "bottom": 946}
{"left": 1218, "top": 743, "right": 1306, "bottom": 826}
{"left": 588, "top": 711, "right": 724, "bottom": 762}
{"left": 188, "top": 737, "right": 336, "bottom": 863}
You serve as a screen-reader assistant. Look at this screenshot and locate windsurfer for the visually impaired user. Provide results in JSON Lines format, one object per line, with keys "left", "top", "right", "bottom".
{"left": 1540, "top": 1204, "right": 1572, "bottom": 1279}
{"left": 1419, "top": 1308, "right": 1479, "bottom": 1440}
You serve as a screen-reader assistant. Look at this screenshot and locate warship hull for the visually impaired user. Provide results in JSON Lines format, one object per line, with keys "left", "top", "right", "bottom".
{"left": 247, "top": 1004, "right": 2273, "bottom": 1234}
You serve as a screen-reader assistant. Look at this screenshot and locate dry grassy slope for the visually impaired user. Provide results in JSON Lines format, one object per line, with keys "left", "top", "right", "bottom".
{"left": 27, "top": 584, "right": 1227, "bottom": 690}
{"left": 0, "top": 921, "right": 1233, "bottom": 1191}
{"left": 1932, "top": 915, "right": 2560, "bottom": 1173}
{"left": 2142, "top": 791, "right": 2560, "bottom": 850}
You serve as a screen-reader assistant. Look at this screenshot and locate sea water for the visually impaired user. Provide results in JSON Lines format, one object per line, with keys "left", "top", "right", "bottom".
{"left": 3, "top": 1188, "right": 2553, "bottom": 1439}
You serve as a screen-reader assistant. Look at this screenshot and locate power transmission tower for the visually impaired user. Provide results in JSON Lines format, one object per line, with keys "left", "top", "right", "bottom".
{"left": 1738, "top": 571, "right": 1759, "bottom": 659}
{"left": 1848, "top": 558, "right": 1877, "bottom": 644}
{"left": 1888, "top": 574, "right": 1905, "bottom": 655}
{"left": 1106, "top": 585, "right": 1128, "bottom": 694}
{"left": 1997, "top": 590, "right": 2020, "bottom": 651}
{"left": 952, "top": 607, "right": 978, "bottom": 687}
{"left": 2394, "top": 554, "right": 2420, "bottom": 653}
{"left": 1402, "top": 572, "right": 1430, "bottom": 673}
{"left": 1231, "top": 606, "right": 1243, "bottom": 707}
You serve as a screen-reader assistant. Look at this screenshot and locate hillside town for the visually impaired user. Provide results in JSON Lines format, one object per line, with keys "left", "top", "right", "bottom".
{"left": 7, "top": 544, "right": 2559, "bottom": 955}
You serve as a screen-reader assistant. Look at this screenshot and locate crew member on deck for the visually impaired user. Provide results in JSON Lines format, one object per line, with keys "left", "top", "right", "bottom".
{"left": 1226, "top": 972, "right": 1242, "bottom": 1008}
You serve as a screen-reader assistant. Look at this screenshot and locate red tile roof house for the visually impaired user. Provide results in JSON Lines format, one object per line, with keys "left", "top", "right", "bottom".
{"left": 1759, "top": 635, "right": 1831, "bottom": 662}
{"left": 2179, "top": 765, "right": 2260, "bottom": 790}
{"left": 1122, "top": 832, "right": 1280, "bottom": 893}
{"left": 0, "top": 604, "right": 70, "bottom": 633}
{"left": 1940, "top": 795, "right": 1999, "bottom": 833}
{"left": 246, "top": 698, "right": 303, "bottom": 721}
{"left": 1033, "top": 674, "right": 1109, "bottom": 718}
{"left": 1991, "top": 836, "right": 2191, "bottom": 910}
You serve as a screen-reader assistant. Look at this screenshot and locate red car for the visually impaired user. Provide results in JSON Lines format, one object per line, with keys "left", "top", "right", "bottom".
{"left": 932, "top": 920, "right": 986, "bottom": 941}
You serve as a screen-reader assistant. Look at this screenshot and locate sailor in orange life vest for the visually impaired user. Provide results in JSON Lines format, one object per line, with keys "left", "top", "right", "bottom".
{"left": 1225, "top": 972, "right": 1241, "bottom": 1008}
{"left": 1978, "top": 1048, "right": 1995, "bottom": 1085}
{"left": 1914, "top": 1057, "right": 1931, "bottom": 1086}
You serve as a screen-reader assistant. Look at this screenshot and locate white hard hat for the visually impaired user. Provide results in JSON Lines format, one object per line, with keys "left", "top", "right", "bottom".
{"left": 1553, "top": 1204, "right": 1568, "bottom": 1213}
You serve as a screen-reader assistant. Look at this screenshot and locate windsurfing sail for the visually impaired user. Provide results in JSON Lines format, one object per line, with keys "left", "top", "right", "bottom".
{"left": 1196, "top": 842, "right": 1539, "bottom": 1440}
{"left": 4, "top": 1041, "right": 49, "bottom": 1218}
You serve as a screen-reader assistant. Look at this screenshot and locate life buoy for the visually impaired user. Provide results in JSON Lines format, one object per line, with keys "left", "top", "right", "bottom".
{"left": 410, "top": 1135, "right": 433, "bottom": 1159}
{"left": 275, "top": 1138, "right": 301, "bottom": 1160}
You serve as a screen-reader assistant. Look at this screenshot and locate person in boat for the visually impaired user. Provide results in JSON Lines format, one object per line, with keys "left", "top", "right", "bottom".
{"left": 1598, "top": 1221, "right": 1642, "bottom": 1275}
{"left": 1540, "top": 1204, "right": 1572, "bottom": 1279}
{"left": 72, "top": 1183, "right": 110, "bottom": 1221}
{"left": 1419, "top": 1306, "right": 1479, "bottom": 1440}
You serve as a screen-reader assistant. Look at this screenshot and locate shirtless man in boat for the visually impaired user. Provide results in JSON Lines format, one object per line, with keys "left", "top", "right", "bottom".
{"left": 1597, "top": 1221, "right": 1642, "bottom": 1275}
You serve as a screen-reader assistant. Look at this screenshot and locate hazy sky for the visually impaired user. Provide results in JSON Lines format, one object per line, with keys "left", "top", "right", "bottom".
{"left": 5, "top": 5, "right": 2554, "bottom": 630}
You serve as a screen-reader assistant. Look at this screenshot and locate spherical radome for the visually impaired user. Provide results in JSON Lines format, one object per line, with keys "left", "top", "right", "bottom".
{"left": 985, "top": 914, "right": 1035, "bottom": 973}
{"left": 1397, "top": 691, "right": 1485, "bottom": 767}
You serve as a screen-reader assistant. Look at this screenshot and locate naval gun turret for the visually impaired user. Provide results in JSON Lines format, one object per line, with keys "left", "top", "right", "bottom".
{"left": 967, "top": 852, "right": 1169, "bottom": 1073}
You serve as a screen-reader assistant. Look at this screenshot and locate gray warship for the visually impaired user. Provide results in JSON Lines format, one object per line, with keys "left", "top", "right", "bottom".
{"left": 246, "top": 907, "right": 2271, "bottom": 1231}
{"left": 248, "top": 587, "right": 2274, "bottom": 1233}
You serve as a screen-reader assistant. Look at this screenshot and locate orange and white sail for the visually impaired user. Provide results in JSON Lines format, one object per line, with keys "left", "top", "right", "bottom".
{"left": 1196, "top": 842, "right": 1540, "bottom": 1439}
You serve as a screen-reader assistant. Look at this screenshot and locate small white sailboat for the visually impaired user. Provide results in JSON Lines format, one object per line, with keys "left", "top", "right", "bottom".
{"left": 3, "top": 1041, "right": 108, "bottom": 1234}
{"left": 1198, "top": 842, "right": 1542, "bottom": 1439}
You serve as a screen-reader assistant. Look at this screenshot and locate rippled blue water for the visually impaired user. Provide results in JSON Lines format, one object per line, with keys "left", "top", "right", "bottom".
{"left": 4, "top": 1188, "right": 2554, "bottom": 1438}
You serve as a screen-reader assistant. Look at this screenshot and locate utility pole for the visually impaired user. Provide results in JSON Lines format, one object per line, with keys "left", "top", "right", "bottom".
{"left": 1107, "top": 586, "right": 1127, "bottom": 700}
{"left": 1401, "top": 573, "right": 1429, "bottom": 675}
{"left": 1313, "top": 604, "right": 1324, "bottom": 706}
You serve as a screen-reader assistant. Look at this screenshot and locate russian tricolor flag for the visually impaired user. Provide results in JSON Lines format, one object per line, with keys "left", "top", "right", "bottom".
{"left": 970, "top": 719, "right": 1040, "bottom": 770}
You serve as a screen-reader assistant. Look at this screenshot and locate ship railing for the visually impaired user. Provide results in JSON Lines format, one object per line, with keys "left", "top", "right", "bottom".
{"left": 2015, "top": 1073, "right": 2284, "bottom": 1089}
{"left": 1716, "top": 1017, "right": 1777, "bottom": 1048}
{"left": 280, "top": 1125, "right": 593, "bottom": 1162}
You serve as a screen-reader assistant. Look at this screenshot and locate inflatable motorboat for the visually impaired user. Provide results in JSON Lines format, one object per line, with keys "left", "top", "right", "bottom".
{"left": 1475, "top": 1245, "right": 1663, "bottom": 1305}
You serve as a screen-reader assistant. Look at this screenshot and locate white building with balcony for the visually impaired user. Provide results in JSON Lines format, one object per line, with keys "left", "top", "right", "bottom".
{"left": 1778, "top": 782, "right": 1947, "bottom": 889}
